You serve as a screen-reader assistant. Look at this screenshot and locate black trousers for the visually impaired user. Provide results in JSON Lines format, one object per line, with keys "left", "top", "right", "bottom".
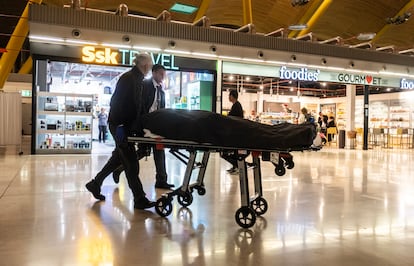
{"left": 220, "top": 150, "right": 238, "bottom": 169}
{"left": 112, "top": 144, "right": 168, "bottom": 183}
{"left": 93, "top": 124, "right": 145, "bottom": 200}
{"left": 153, "top": 147, "right": 167, "bottom": 183}
{"left": 98, "top": 125, "right": 107, "bottom": 142}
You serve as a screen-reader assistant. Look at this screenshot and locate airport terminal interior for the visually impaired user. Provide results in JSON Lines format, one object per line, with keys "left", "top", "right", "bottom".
{"left": 1, "top": 146, "right": 414, "bottom": 265}
{"left": 2, "top": 1, "right": 414, "bottom": 265}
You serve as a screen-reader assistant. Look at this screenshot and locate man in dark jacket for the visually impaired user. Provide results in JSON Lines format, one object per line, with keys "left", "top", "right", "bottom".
{"left": 111, "top": 64, "right": 174, "bottom": 189}
{"left": 142, "top": 64, "right": 174, "bottom": 189}
{"left": 85, "top": 53, "right": 156, "bottom": 210}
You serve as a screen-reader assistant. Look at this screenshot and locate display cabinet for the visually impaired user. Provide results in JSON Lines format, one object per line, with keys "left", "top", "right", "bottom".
{"left": 259, "top": 112, "right": 296, "bottom": 125}
{"left": 35, "top": 92, "right": 93, "bottom": 154}
{"left": 336, "top": 102, "right": 346, "bottom": 129}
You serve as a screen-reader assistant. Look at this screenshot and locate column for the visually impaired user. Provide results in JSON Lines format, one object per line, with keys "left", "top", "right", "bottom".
{"left": 346, "top": 84, "right": 356, "bottom": 149}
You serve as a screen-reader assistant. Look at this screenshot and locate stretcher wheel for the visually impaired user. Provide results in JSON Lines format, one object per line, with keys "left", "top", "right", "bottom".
{"left": 177, "top": 192, "right": 193, "bottom": 207}
{"left": 197, "top": 187, "right": 206, "bottom": 196}
{"left": 251, "top": 197, "right": 268, "bottom": 216}
{"left": 235, "top": 206, "right": 256, "bottom": 228}
{"left": 286, "top": 160, "right": 295, "bottom": 169}
{"left": 155, "top": 197, "right": 173, "bottom": 217}
{"left": 275, "top": 166, "right": 286, "bottom": 176}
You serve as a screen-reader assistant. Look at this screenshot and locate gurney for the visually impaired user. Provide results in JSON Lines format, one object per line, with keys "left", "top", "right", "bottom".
{"left": 129, "top": 109, "right": 318, "bottom": 228}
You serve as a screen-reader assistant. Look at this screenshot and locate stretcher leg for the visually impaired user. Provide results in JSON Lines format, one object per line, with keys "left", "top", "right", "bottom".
{"left": 155, "top": 150, "right": 198, "bottom": 217}
{"left": 188, "top": 151, "right": 209, "bottom": 196}
{"left": 235, "top": 157, "right": 256, "bottom": 228}
{"left": 250, "top": 154, "right": 268, "bottom": 216}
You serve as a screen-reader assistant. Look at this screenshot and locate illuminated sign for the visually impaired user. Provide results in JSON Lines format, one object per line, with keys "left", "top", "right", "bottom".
{"left": 279, "top": 66, "right": 320, "bottom": 81}
{"left": 82, "top": 46, "right": 119, "bottom": 64}
{"left": 337, "top": 73, "right": 382, "bottom": 85}
{"left": 21, "top": 90, "right": 32, "bottom": 97}
{"left": 81, "top": 46, "right": 179, "bottom": 70}
{"left": 400, "top": 78, "right": 414, "bottom": 89}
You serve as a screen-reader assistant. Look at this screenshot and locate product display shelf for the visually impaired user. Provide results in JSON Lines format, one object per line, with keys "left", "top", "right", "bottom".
{"left": 260, "top": 112, "right": 295, "bottom": 125}
{"left": 336, "top": 102, "right": 346, "bottom": 129}
{"left": 36, "top": 92, "right": 93, "bottom": 154}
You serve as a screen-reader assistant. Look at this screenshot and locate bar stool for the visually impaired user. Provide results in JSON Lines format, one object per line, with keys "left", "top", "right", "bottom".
{"left": 370, "top": 128, "right": 384, "bottom": 148}
{"left": 347, "top": 130, "right": 357, "bottom": 149}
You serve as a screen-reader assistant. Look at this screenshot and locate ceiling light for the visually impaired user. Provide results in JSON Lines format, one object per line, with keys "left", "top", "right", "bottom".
{"left": 164, "top": 49, "right": 191, "bottom": 55}
{"left": 288, "top": 24, "right": 307, "bottom": 31}
{"left": 170, "top": 3, "right": 198, "bottom": 14}
{"left": 133, "top": 46, "right": 161, "bottom": 51}
{"left": 356, "top": 32, "right": 376, "bottom": 41}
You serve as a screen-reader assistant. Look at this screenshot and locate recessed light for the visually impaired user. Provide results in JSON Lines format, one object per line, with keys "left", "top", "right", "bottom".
{"left": 170, "top": 3, "right": 198, "bottom": 14}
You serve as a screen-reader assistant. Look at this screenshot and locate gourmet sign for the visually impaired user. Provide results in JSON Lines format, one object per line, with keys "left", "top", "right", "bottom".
{"left": 337, "top": 73, "right": 382, "bottom": 85}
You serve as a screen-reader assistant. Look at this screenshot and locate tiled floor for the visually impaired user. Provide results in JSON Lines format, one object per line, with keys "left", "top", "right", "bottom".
{"left": 1, "top": 146, "right": 414, "bottom": 265}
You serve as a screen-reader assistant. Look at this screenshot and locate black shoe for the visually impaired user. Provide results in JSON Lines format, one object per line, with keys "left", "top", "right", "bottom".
{"left": 112, "top": 171, "right": 120, "bottom": 184}
{"left": 155, "top": 182, "right": 175, "bottom": 189}
{"left": 134, "top": 197, "right": 156, "bottom": 209}
{"left": 247, "top": 162, "right": 255, "bottom": 169}
{"left": 85, "top": 180, "right": 105, "bottom": 201}
{"left": 226, "top": 167, "right": 236, "bottom": 173}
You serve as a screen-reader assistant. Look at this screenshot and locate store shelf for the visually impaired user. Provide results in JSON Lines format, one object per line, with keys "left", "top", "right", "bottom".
{"left": 65, "top": 112, "right": 92, "bottom": 116}
{"left": 259, "top": 112, "right": 295, "bottom": 125}
{"left": 38, "top": 111, "right": 65, "bottom": 116}
{"left": 38, "top": 129, "right": 64, "bottom": 134}
{"left": 35, "top": 92, "right": 93, "bottom": 154}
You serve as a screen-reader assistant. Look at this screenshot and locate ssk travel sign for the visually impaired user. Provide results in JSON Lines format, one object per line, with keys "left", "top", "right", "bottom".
{"left": 81, "top": 46, "right": 179, "bottom": 70}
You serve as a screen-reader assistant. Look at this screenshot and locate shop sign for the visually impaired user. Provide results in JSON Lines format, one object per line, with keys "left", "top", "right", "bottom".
{"left": 400, "top": 78, "right": 414, "bottom": 89}
{"left": 119, "top": 49, "right": 179, "bottom": 70}
{"left": 337, "top": 73, "right": 382, "bottom": 85}
{"left": 82, "top": 46, "right": 118, "bottom": 64}
{"left": 80, "top": 46, "right": 179, "bottom": 70}
{"left": 279, "top": 66, "right": 320, "bottom": 81}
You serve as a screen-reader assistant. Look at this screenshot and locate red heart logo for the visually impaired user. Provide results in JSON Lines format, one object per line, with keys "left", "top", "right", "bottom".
{"left": 366, "top": 75, "right": 373, "bottom": 84}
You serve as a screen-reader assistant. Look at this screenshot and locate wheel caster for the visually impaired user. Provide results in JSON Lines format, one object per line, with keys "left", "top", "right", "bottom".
{"left": 286, "top": 160, "right": 294, "bottom": 169}
{"left": 177, "top": 192, "right": 193, "bottom": 207}
{"left": 235, "top": 206, "right": 256, "bottom": 228}
{"left": 155, "top": 197, "right": 173, "bottom": 217}
{"left": 250, "top": 197, "right": 268, "bottom": 216}
{"left": 275, "top": 165, "right": 286, "bottom": 176}
{"left": 197, "top": 186, "right": 206, "bottom": 196}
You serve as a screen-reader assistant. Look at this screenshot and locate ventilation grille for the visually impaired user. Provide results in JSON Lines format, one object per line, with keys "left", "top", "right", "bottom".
{"left": 30, "top": 5, "right": 414, "bottom": 66}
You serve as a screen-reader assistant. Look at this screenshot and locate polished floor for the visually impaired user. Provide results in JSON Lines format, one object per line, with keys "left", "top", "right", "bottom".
{"left": 1, "top": 144, "right": 414, "bottom": 266}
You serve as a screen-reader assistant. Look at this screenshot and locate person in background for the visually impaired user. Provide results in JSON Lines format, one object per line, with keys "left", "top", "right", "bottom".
{"left": 298, "top": 107, "right": 309, "bottom": 124}
{"left": 228, "top": 89, "right": 243, "bottom": 117}
{"left": 327, "top": 116, "right": 337, "bottom": 142}
{"left": 97, "top": 107, "right": 108, "bottom": 143}
{"left": 221, "top": 89, "right": 244, "bottom": 174}
{"left": 85, "top": 53, "right": 156, "bottom": 210}
{"left": 317, "top": 112, "right": 323, "bottom": 128}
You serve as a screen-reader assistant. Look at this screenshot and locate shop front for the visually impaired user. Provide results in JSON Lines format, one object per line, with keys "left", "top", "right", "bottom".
{"left": 221, "top": 61, "right": 414, "bottom": 148}
{"left": 31, "top": 43, "right": 217, "bottom": 154}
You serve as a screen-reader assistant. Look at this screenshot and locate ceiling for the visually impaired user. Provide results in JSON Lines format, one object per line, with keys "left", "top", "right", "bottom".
{"left": 2, "top": 0, "right": 414, "bottom": 97}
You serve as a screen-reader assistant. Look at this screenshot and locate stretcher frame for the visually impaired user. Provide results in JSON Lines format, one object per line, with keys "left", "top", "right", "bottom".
{"left": 129, "top": 136, "right": 298, "bottom": 228}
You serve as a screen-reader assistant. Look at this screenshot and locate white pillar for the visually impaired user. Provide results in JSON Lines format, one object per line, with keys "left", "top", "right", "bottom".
{"left": 257, "top": 90, "right": 263, "bottom": 113}
{"left": 346, "top": 84, "right": 356, "bottom": 148}
{"left": 216, "top": 60, "right": 222, "bottom": 114}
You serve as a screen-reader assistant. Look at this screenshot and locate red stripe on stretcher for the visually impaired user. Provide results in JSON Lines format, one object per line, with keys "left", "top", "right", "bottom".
{"left": 155, "top": 138, "right": 164, "bottom": 150}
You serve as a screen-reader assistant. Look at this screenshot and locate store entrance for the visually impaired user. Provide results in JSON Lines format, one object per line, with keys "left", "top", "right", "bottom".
{"left": 37, "top": 60, "right": 215, "bottom": 154}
